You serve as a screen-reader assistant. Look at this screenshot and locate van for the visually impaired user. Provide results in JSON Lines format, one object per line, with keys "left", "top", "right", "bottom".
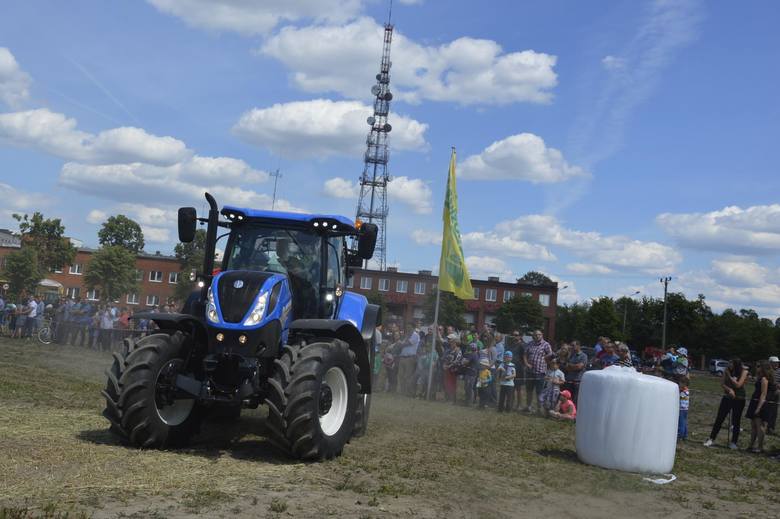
{"left": 709, "top": 359, "right": 728, "bottom": 376}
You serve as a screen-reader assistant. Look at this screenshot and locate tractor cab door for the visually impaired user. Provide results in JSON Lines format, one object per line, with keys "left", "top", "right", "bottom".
{"left": 323, "top": 236, "right": 345, "bottom": 318}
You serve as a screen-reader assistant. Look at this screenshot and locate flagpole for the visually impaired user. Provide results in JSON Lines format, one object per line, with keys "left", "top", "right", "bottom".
{"left": 426, "top": 286, "right": 441, "bottom": 400}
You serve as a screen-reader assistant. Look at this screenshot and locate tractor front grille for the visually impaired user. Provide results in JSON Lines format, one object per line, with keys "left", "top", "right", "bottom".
{"left": 217, "top": 271, "right": 272, "bottom": 323}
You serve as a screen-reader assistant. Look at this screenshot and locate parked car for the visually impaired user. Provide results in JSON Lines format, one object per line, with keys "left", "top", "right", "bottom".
{"left": 709, "top": 359, "right": 729, "bottom": 376}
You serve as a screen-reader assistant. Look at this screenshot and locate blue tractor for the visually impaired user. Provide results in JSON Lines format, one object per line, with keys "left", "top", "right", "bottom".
{"left": 102, "top": 193, "right": 380, "bottom": 460}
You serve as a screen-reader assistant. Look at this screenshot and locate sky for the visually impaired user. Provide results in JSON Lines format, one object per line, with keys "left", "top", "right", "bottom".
{"left": 1, "top": 0, "right": 779, "bottom": 317}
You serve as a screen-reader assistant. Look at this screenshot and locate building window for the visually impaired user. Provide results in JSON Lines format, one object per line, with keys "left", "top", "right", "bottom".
{"left": 168, "top": 272, "right": 179, "bottom": 284}
{"left": 66, "top": 287, "right": 80, "bottom": 299}
{"left": 69, "top": 264, "right": 83, "bottom": 275}
{"left": 503, "top": 290, "right": 514, "bottom": 303}
{"left": 127, "top": 293, "right": 139, "bottom": 305}
{"left": 473, "top": 287, "right": 480, "bottom": 299}
{"left": 485, "top": 288, "right": 497, "bottom": 302}
{"left": 539, "top": 294, "right": 550, "bottom": 307}
{"left": 378, "top": 279, "right": 389, "bottom": 292}
{"left": 414, "top": 282, "right": 426, "bottom": 295}
{"left": 135, "top": 269, "right": 144, "bottom": 281}
{"left": 149, "top": 271, "right": 163, "bottom": 283}
{"left": 86, "top": 289, "right": 100, "bottom": 301}
{"left": 360, "top": 276, "right": 372, "bottom": 290}
{"left": 396, "top": 280, "right": 408, "bottom": 293}
{"left": 53, "top": 267, "right": 63, "bottom": 274}
{"left": 346, "top": 276, "right": 354, "bottom": 288}
{"left": 146, "top": 294, "right": 160, "bottom": 307}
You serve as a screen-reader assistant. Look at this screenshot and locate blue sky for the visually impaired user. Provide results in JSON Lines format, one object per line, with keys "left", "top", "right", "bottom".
{"left": 1, "top": 0, "right": 779, "bottom": 317}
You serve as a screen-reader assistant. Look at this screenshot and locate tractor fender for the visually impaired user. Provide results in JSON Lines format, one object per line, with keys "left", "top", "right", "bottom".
{"left": 132, "top": 312, "right": 208, "bottom": 350}
{"left": 288, "top": 318, "right": 374, "bottom": 393}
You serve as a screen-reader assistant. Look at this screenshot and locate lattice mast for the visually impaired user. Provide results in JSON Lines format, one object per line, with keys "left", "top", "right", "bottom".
{"left": 356, "top": 21, "right": 394, "bottom": 271}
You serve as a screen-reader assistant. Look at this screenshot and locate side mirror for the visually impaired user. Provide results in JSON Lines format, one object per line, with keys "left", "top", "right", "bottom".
{"left": 178, "top": 207, "right": 197, "bottom": 243}
{"left": 357, "top": 223, "right": 378, "bottom": 259}
{"left": 347, "top": 253, "right": 363, "bottom": 267}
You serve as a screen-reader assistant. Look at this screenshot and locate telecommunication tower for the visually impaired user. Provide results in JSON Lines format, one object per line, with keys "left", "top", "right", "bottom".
{"left": 355, "top": 21, "right": 394, "bottom": 271}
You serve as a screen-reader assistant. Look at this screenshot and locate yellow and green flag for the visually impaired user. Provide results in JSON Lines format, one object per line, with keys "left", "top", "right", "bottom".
{"left": 437, "top": 148, "right": 474, "bottom": 300}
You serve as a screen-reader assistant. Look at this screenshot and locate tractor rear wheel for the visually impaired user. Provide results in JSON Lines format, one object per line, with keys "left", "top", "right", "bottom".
{"left": 103, "top": 332, "right": 203, "bottom": 447}
{"left": 352, "top": 393, "right": 371, "bottom": 438}
{"left": 265, "top": 340, "right": 358, "bottom": 460}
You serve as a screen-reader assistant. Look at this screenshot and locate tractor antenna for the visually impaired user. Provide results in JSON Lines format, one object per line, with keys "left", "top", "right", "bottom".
{"left": 270, "top": 169, "right": 282, "bottom": 210}
{"left": 355, "top": 17, "right": 394, "bottom": 271}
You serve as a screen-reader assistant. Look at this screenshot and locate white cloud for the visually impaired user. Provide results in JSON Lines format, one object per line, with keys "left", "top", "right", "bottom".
{"left": 146, "top": 0, "right": 362, "bottom": 35}
{"left": 410, "top": 229, "right": 440, "bottom": 246}
{"left": 387, "top": 176, "right": 432, "bottom": 214}
{"left": 461, "top": 231, "right": 556, "bottom": 261}
{"left": 465, "top": 256, "right": 514, "bottom": 281}
{"left": 323, "top": 175, "right": 432, "bottom": 214}
{"left": 261, "top": 17, "right": 557, "bottom": 105}
{"left": 710, "top": 258, "right": 770, "bottom": 288}
{"left": 0, "top": 48, "right": 31, "bottom": 109}
{"left": 0, "top": 182, "right": 49, "bottom": 212}
{"left": 672, "top": 268, "right": 780, "bottom": 318}
{"left": 657, "top": 204, "right": 780, "bottom": 254}
{"left": 493, "top": 214, "right": 680, "bottom": 274}
{"left": 601, "top": 55, "right": 626, "bottom": 71}
{"left": 86, "top": 209, "right": 107, "bottom": 224}
{"left": 323, "top": 177, "right": 360, "bottom": 199}
{"left": 0, "top": 109, "right": 191, "bottom": 166}
{"left": 59, "top": 161, "right": 302, "bottom": 216}
{"left": 458, "top": 133, "right": 588, "bottom": 183}
{"left": 233, "top": 99, "right": 428, "bottom": 159}
{"left": 566, "top": 263, "right": 614, "bottom": 275}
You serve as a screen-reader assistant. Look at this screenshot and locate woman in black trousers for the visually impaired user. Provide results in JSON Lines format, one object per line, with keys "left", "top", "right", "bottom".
{"left": 703, "top": 358, "right": 748, "bottom": 449}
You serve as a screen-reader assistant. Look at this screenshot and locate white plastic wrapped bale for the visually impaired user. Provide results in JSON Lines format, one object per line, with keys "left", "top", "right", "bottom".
{"left": 575, "top": 366, "right": 679, "bottom": 474}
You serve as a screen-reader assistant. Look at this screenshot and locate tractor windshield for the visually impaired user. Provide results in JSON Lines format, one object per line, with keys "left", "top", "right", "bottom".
{"left": 224, "top": 225, "right": 322, "bottom": 318}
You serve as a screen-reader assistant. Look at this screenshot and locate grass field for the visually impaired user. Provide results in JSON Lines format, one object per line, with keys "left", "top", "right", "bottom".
{"left": 1, "top": 338, "right": 778, "bottom": 518}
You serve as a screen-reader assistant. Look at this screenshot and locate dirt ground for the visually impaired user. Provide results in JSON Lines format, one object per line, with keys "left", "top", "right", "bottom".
{"left": 1, "top": 338, "right": 778, "bottom": 518}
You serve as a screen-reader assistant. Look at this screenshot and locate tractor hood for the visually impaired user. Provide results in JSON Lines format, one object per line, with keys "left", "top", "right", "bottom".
{"left": 207, "top": 270, "right": 286, "bottom": 327}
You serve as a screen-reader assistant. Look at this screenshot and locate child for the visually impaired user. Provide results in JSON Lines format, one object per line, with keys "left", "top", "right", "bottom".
{"left": 549, "top": 389, "right": 576, "bottom": 420}
{"left": 678, "top": 375, "right": 690, "bottom": 440}
{"left": 539, "top": 358, "right": 565, "bottom": 416}
{"left": 475, "top": 358, "right": 492, "bottom": 409}
{"left": 497, "top": 351, "right": 516, "bottom": 413}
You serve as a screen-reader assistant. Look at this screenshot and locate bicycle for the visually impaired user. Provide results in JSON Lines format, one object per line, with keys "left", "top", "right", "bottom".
{"left": 37, "top": 318, "right": 57, "bottom": 345}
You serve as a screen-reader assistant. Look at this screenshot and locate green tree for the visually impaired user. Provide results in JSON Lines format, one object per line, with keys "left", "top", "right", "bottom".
{"left": 13, "top": 212, "right": 76, "bottom": 272}
{"left": 556, "top": 302, "right": 590, "bottom": 342}
{"left": 585, "top": 297, "right": 620, "bottom": 345}
{"left": 173, "top": 229, "right": 206, "bottom": 302}
{"left": 2, "top": 247, "right": 42, "bottom": 299}
{"left": 84, "top": 246, "right": 138, "bottom": 303}
{"left": 494, "top": 295, "right": 544, "bottom": 334}
{"left": 423, "top": 288, "right": 466, "bottom": 330}
{"left": 98, "top": 214, "right": 145, "bottom": 253}
{"left": 518, "top": 271, "right": 554, "bottom": 286}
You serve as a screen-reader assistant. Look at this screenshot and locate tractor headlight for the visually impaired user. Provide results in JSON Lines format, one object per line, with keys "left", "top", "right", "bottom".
{"left": 206, "top": 287, "right": 219, "bottom": 323}
{"left": 243, "top": 292, "right": 269, "bottom": 326}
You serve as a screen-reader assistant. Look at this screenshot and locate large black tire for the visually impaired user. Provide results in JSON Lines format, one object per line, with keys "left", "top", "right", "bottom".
{"left": 352, "top": 393, "right": 371, "bottom": 438}
{"left": 265, "top": 340, "right": 358, "bottom": 460}
{"left": 102, "top": 332, "right": 203, "bottom": 447}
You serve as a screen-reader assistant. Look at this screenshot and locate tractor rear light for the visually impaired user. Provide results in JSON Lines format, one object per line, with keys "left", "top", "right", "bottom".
{"left": 243, "top": 292, "right": 269, "bottom": 326}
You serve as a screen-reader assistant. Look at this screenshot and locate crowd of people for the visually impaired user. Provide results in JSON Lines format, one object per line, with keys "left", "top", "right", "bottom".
{"left": 373, "top": 321, "right": 779, "bottom": 455}
{"left": 0, "top": 293, "right": 169, "bottom": 350}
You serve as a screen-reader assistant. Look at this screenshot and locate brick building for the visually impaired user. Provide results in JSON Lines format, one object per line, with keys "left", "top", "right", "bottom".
{"left": 348, "top": 267, "right": 558, "bottom": 340}
{"left": 0, "top": 230, "right": 183, "bottom": 309}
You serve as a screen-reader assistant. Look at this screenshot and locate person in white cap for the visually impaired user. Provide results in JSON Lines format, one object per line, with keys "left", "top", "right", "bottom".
{"left": 768, "top": 356, "right": 779, "bottom": 434}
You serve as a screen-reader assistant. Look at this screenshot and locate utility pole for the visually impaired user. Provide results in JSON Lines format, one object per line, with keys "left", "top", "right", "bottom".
{"left": 622, "top": 290, "right": 640, "bottom": 338}
{"left": 270, "top": 169, "right": 282, "bottom": 210}
{"left": 660, "top": 277, "right": 671, "bottom": 349}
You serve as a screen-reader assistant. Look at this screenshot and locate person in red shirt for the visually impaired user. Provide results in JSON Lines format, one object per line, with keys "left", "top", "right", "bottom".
{"left": 549, "top": 389, "right": 576, "bottom": 421}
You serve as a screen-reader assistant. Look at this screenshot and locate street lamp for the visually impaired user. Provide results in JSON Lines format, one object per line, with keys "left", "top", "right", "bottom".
{"left": 660, "top": 277, "right": 672, "bottom": 349}
{"left": 622, "top": 290, "right": 640, "bottom": 337}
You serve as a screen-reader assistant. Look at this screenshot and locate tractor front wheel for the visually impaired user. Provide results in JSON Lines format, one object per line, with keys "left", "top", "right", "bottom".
{"left": 103, "top": 332, "right": 202, "bottom": 447}
{"left": 265, "top": 340, "right": 358, "bottom": 460}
